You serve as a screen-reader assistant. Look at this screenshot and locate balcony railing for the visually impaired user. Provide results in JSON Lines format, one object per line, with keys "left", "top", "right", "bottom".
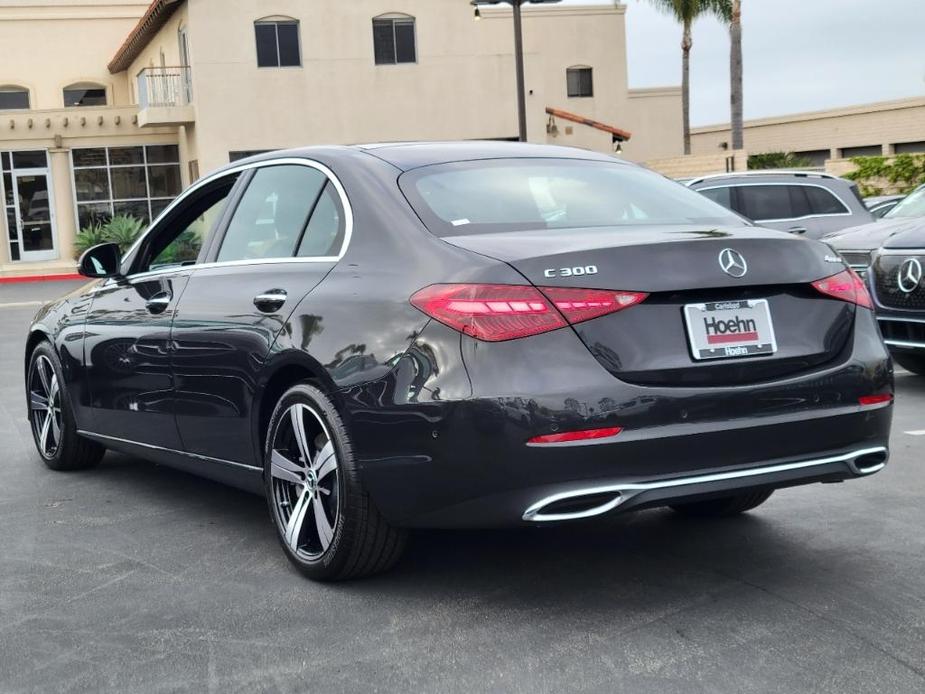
{"left": 137, "top": 66, "right": 192, "bottom": 109}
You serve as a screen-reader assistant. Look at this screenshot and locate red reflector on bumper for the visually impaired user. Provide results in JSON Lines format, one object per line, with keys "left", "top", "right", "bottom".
{"left": 858, "top": 394, "right": 893, "bottom": 406}
{"left": 528, "top": 427, "right": 623, "bottom": 445}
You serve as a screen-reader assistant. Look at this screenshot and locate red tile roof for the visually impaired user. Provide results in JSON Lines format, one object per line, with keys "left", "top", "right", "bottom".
{"left": 108, "top": 0, "right": 184, "bottom": 74}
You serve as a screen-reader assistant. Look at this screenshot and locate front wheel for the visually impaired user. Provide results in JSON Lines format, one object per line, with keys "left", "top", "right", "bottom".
{"left": 27, "top": 342, "right": 105, "bottom": 471}
{"left": 670, "top": 489, "right": 773, "bottom": 518}
{"left": 264, "top": 383, "right": 407, "bottom": 581}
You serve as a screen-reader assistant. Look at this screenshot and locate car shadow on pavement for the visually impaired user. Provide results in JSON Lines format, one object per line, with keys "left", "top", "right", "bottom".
{"left": 81, "top": 450, "right": 887, "bottom": 611}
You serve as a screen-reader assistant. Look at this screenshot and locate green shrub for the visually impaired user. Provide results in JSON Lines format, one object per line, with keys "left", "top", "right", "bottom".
{"left": 72, "top": 214, "right": 145, "bottom": 260}
{"left": 103, "top": 214, "right": 145, "bottom": 253}
{"left": 844, "top": 154, "right": 925, "bottom": 197}
{"left": 73, "top": 224, "right": 107, "bottom": 259}
{"left": 748, "top": 152, "right": 812, "bottom": 170}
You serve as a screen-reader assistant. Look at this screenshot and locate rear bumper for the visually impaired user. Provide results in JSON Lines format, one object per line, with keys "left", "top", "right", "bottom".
{"left": 522, "top": 445, "right": 887, "bottom": 522}
{"left": 343, "top": 310, "right": 892, "bottom": 528}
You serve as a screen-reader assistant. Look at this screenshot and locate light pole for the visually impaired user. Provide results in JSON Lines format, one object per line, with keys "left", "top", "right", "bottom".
{"left": 471, "top": 0, "right": 562, "bottom": 143}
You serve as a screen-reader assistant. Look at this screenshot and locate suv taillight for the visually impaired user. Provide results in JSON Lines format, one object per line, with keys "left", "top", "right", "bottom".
{"left": 410, "top": 284, "right": 648, "bottom": 342}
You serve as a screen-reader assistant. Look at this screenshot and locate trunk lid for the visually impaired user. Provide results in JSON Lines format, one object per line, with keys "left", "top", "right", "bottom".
{"left": 444, "top": 225, "right": 855, "bottom": 386}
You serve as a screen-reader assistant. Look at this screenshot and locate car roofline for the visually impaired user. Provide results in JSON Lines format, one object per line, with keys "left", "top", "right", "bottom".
{"left": 687, "top": 170, "right": 841, "bottom": 186}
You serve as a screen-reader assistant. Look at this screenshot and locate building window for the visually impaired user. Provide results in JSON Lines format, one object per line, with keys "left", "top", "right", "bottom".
{"left": 72, "top": 145, "right": 182, "bottom": 229}
{"left": 894, "top": 141, "right": 925, "bottom": 155}
{"left": 63, "top": 83, "right": 107, "bottom": 107}
{"left": 567, "top": 67, "right": 593, "bottom": 98}
{"left": 255, "top": 19, "right": 301, "bottom": 67}
{"left": 373, "top": 15, "right": 416, "bottom": 65}
{"left": 0, "top": 86, "right": 30, "bottom": 110}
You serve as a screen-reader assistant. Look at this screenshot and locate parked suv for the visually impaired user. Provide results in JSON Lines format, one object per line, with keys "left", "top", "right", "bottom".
{"left": 869, "top": 222, "right": 925, "bottom": 374}
{"left": 688, "top": 171, "right": 873, "bottom": 239}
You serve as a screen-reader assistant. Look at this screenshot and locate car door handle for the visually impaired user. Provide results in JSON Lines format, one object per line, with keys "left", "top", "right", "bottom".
{"left": 146, "top": 291, "right": 172, "bottom": 314}
{"left": 254, "top": 289, "right": 288, "bottom": 313}
{"left": 788, "top": 226, "right": 808, "bottom": 235}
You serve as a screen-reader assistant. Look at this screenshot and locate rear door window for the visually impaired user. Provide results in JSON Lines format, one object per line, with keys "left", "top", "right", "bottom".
{"left": 699, "top": 186, "right": 734, "bottom": 211}
{"left": 804, "top": 185, "right": 849, "bottom": 215}
{"left": 296, "top": 181, "right": 346, "bottom": 258}
{"left": 217, "top": 164, "right": 326, "bottom": 262}
{"left": 737, "top": 185, "right": 803, "bottom": 221}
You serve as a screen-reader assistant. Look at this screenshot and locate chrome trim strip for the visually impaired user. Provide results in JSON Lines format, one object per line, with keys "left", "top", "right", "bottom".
{"left": 77, "top": 430, "right": 263, "bottom": 472}
{"left": 876, "top": 248, "right": 925, "bottom": 256}
{"left": 522, "top": 446, "right": 888, "bottom": 522}
{"left": 884, "top": 339, "right": 925, "bottom": 350}
{"left": 118, "top": 156, "right": 355, "bottom": 280}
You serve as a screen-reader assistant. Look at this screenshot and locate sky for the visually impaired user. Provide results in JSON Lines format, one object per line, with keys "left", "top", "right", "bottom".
{"left": 559, "top": 0, "right": 925, "bottom": 126}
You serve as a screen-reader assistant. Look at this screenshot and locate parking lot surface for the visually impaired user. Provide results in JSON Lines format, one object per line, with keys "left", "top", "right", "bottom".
{"left": 1, "top": 281, "right": 924, "bottom": 693}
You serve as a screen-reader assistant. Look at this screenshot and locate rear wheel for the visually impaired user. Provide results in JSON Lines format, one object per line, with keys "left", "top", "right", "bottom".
{"left": 892, "top": 352, "right": 925, "bottom": 376}
{"left": 27, "top": 342, "right": 105, "bottom": 471}
{"left": 264, "top": 383, "right": 407, "bottom": 581}
{"left": 670, "top": 489, "right": 773, "bottom": 518}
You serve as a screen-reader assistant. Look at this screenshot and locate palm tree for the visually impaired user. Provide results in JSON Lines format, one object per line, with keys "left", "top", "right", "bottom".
{"left": 643, "top": 0, "right": 733, "bottom": 154}
{"left": 729, "top": 0, "right": 743, "bottom": 150}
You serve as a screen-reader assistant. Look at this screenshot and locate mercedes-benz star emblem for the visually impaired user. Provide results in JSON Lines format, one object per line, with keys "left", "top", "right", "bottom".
{"left": 718, "top": 248, "right": 748, "bottom": 278}
{"left": 897, "top": 258, "right": 923, "bottom": 294}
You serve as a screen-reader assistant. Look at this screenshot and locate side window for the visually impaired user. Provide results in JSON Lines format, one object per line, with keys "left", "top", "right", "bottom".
{"left": 217, "top": 165, "right": 326, "bottom": 263}
{"left": 296, "top": 182, "right": 346, "bottom": 258}
{"left": 804, "top": 186, "right": 849, "bottom": 215}
{"left": 699, "top": 186, "right": 733, "bottom": 211}
{"left": 737, "top": 185, "right": 796, "bottom": 221}
{"left": 137, "top": 174, "right": 239, "bottom": 274}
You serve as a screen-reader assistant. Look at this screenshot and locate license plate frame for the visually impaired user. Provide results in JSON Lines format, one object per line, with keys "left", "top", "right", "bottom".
{"left": 683, "top": 299, "right": 778, "bottom": 361}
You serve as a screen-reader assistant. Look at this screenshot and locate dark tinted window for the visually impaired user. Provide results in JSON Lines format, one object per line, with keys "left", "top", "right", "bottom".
{"left": 401, "top": 159, "right": 742, "bottom": 237}
{"left": 699, "top": 186, "right": 733, "bottom": 210}
{"left": 218, "top": 165, "right": 326, "bottom": 262}
{"left": 255, "top": 21, "right": 301, "bottom": 67}
{"left": 297, "top": 182, "right": 346, "bottom": 258}
{"left": 804, "top": 186, "right": 848, "bottom": 215}
{"left": 567, "top": 67, "right": 593, "bottom": 98}
{"left": 737, "top": 185, "right": 803, "bottom": 221}
{"left": 142, "top": 175, "right": 239, "bottom": 273}
{"left": 373, "top": 17, "right": 416, "bottom": 64}
{"left": 63, "top": 86, "right": 106, "bottom": 107}
{"left": 0, "top": 88, "right": 29, "bottom": 110}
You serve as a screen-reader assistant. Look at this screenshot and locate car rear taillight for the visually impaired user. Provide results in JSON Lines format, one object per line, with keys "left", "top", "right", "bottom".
{"left": 811, "top": 269, "right": 873, "bottom": 309}
{"left": 410, "top": 284, "right": 648, "bottom": 342}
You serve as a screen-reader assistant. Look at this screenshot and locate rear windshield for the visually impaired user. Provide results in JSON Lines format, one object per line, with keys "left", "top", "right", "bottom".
{"left": 399, "top": 158, "right": 744, "bottom": 236}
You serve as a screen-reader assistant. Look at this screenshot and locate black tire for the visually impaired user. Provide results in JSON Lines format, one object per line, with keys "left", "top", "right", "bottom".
{"left": 670, "top": 489, "right": 773, "bottom": 518}
{"left": 27, "top": 341, "right": 105, "bottom": 471}
{"left": 264, "top": 382, "right": 407, "bottom": 581}
{"left": 892, "top": 352, "right": 925, "bottom": 376}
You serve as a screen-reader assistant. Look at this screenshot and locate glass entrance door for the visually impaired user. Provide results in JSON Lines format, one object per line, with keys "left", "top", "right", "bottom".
{"left": 12, "top": 170, "right": 57, "bottom": 262}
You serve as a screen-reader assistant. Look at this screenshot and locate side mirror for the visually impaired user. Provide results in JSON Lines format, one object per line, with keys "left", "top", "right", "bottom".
{"left": 78, "top": 242, "right": 122, "bottom": 279}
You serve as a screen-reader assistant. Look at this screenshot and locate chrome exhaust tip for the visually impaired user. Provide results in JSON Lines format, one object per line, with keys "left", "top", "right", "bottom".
{"left": 522, "top": 446, "right": 888, "bottom": 523}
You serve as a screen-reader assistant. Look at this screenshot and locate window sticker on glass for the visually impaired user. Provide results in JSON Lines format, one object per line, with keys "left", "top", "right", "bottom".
{"left": 451, "top": 218, "right": 470, "bottom": 227}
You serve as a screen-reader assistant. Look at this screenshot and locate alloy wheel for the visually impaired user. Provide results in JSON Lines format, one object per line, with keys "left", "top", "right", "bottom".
{"left": 270, "top": 404, "right": 340, "bottom": 560}
{"left": 29, "top": 355, "right": 62, "bottom": 459}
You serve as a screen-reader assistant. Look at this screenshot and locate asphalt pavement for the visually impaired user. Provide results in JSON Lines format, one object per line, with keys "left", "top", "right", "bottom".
{"left": 1, "top": 281, "right": 924, "bottom": 693}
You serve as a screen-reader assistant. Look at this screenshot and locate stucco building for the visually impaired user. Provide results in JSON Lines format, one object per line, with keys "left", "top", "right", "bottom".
{"left": 690, "top": 96, "right": 925, "bottom": 166}
{"left": 0, "top": 0, "right": 682, "bottom": 279}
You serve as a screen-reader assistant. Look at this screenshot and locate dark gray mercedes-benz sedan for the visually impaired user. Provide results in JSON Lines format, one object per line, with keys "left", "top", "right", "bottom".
{"left": 26, "top": 143, "right": 893, "bottom": 580}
